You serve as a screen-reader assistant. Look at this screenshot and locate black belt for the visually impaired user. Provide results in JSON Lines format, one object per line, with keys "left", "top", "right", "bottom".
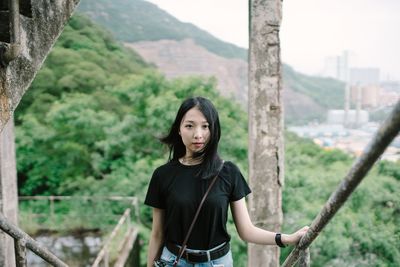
{"left": 166, "top": 242, "right": 230, "bottom": 263}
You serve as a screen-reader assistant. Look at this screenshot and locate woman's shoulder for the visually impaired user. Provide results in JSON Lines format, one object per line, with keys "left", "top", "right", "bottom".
{"left": 220, "top": 160, "right": 244, "bottom": 177}
{"left": 153, "top": 159, "right": 180, "bottom": 176}
{"left": 222, "top": 160, "right": 241, "bottom": 171}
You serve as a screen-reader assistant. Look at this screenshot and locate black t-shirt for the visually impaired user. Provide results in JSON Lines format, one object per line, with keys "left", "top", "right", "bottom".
{"left": 144, "top": 159, "right": 251, "bottom": 249}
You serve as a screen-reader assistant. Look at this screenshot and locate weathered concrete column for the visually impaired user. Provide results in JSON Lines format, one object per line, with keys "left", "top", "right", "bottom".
{"left": 248, "top": 0, "right": 283, "bottom": 266}
{"left": 0, "top": 0, "right": 81, "bottom": 132}
{"left": 0, "top": 116, "right": 17, "bottom": 267}
{"left": 0, "top": 0, "right": 80, "bottom": 264}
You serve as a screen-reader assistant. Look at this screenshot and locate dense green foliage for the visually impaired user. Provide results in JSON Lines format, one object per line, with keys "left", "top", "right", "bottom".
{"left": 282, "top": 133, "right": 400, "bottom": 266}
{"left": 77, "top": 0, "right": 247, "bottom": 60}
{"left": 15, "top": 14, "right": 399, "bottom": 267}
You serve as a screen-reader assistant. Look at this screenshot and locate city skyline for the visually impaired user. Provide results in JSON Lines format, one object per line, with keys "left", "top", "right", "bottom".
{"left": 146, "top": 0, "right": 400, "bottom": 81}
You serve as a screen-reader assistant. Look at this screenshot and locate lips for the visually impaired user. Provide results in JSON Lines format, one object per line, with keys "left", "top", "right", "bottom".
{"left": 193, "top": 143, "right": 204, "bottom": 148}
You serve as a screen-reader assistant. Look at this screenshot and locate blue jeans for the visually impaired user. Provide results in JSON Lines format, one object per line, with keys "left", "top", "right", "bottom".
{"left": 159, "top": 245, "right": 233, "bottom": 267}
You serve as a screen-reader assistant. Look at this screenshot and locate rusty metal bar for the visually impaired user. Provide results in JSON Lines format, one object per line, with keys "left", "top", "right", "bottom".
{"left": 15, "top": 238, "right": 28, "bottom": 267}
{"left": 0, "top": 212, "right": 69, "bottom": 267}
{"left": 282, "top": 100, "right": 400, "bottom": 267}
{"left": 9, "top": 0, "right": 19, "bottom": 44}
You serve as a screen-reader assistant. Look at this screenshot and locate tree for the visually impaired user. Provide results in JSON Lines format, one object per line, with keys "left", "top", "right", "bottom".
{"left": 248, "top": 0, "right": 283, "bottom": 266}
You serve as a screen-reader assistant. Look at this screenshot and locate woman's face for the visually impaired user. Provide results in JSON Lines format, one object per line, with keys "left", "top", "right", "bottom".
{"left": 179, "top": 107, "right": 210, "bottom": 157}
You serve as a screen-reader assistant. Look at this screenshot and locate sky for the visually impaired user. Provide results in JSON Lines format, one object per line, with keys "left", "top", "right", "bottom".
{"left": 146, "top": 0, "right": 400, "bottom": 81}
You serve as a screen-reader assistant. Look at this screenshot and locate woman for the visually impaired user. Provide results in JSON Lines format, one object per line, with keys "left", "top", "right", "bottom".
{"left": 145, "top": 96, "right": 308, "bottom": 266}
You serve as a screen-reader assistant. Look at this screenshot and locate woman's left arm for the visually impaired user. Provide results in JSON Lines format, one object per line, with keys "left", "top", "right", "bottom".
{"left": 230, "top": 198, "right": 309, "bottom": 246}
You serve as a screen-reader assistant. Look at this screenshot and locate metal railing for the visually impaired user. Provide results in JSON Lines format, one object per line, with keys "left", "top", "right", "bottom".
{"left": 281, "top": 100, "right": 400, "bottom": 267}
{"left": 17, "top": 195, "right": 140, "bottom": 266}
{"left": 19, "top": 196, "right": 139, "bottom": 224}
{"left": 91, "top": 199, "right": 137, "bottom": 267}
{"left": 0, "top": 196, "right": 140, "bottom": 266}
{"left": 0, "top": 212, "right": 68, "bottom": 267}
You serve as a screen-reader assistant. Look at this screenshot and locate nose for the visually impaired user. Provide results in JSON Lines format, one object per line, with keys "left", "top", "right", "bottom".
{"left": 194, "top": 127, "right": 202, "bottom": 140}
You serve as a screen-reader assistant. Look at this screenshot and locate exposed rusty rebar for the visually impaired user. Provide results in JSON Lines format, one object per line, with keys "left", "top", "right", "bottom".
{"left": 0, "top": 0, "right": 21, "bottom": 66}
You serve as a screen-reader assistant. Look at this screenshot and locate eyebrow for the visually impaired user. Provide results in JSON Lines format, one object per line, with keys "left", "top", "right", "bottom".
{"left": 183, "top": 120, "right": 209, "bottom": 124}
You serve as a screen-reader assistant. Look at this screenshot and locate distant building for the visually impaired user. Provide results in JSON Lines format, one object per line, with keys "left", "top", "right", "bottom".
{"left": 348, "top": 84, "right": 399, "bottom": 109}
{"left": 337, "top": 50, "right": 350, "bottom": 82}
{"left": 349, "top": 68, "right": 380, "bottom": 86}
{"left": 327, "top": 109, "right": 369, "bottom": 125}
{"left": 361, "top": 85, "right": 380, "bottom": 108}
{"left": 350, "top": 85, "right": 381, "bottom": 108}
{"left": 321, "top": 50, "right": 353, "bottom": 82}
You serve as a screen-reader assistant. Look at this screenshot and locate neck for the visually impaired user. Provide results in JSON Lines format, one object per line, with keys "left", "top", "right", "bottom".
{"left": 179, "top": 155, "right": 202, "bottom": 165}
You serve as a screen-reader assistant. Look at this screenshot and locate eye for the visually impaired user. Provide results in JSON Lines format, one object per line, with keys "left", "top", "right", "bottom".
{"left": 202, "top": 125, "right": 209, "bottom": 129}
{"left": 185, "top": 124, "right": 193, "bottom": 128}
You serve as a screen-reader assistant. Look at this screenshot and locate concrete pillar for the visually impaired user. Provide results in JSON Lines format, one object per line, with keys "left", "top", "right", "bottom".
{"left": 0, "top": 116, "right": 17, "bottom": 267}
{"left": 249, "top": 0, "right": 283, "bottom": 266}
{"left": 0, "top": 0, "right": 81, "bottom": 132}
{"left": 0, "top": 1, "right": 80, "bottom": 263}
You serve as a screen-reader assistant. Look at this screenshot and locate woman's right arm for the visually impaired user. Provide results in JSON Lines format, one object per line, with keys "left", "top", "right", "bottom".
{"left": 147, "top": 208, "right": 165, "bottom": 267}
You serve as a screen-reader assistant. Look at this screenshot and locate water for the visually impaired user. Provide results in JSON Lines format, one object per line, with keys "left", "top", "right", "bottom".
{"left": 27, "top": 232, "right": 102, "bottom": 267}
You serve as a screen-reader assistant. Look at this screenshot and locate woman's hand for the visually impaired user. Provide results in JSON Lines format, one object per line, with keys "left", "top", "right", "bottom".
{"left": 282, "top": 226, "right": 309, "bottom": 246}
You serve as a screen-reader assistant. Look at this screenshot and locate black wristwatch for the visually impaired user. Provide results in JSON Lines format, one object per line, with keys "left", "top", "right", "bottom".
{"left": 275, "top": 233, "right": 287, "bottom": 248}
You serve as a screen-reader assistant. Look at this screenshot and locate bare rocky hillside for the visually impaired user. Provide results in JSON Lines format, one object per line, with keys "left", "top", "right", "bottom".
{"left": 125, "top": 39, "right": 324, "bottom": 123}
{"left": 126, "top": 39, "right": 248, "bottom": 103}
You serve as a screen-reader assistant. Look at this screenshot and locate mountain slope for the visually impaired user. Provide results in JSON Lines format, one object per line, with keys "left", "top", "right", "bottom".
{"left": 78, "top": 0, "right": 345, "bottom": 124}
{"left": 126, "top": 39, "right": 248, "bottom": 102}
{"left": 77, "top": 0, "right": 247, "bottom": 60}
{"left": 15, "top": 13, "right": 400, "bottom": 267}
{"left": 127, "top": 39, "right": 340, "bottom": 123}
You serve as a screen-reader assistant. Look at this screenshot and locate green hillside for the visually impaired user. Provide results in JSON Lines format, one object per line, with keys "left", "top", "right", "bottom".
{"left": 282, "top": 134, "right": 400, "bottom": 266}
{"left": 77, "top": 0, "right": 247, "bottom": 60}
{"left": 283, "top": 64, "right": 345, "bottom": 110}
{"left": 283, "top": 64, "right": 346, "bottom": 124}
{"left": 15, "top": 14, "right": 399, "bottom": 267}
{"left": 15, "top": 13, "right": 149, "bottom": 122}
{"left": 77, "top": 0, "right": 345, "bottom": 122}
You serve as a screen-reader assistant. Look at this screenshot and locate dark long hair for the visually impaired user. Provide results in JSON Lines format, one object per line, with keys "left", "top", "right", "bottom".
{"left": 160, "top": 96, "right": 222, "bottom": 179}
